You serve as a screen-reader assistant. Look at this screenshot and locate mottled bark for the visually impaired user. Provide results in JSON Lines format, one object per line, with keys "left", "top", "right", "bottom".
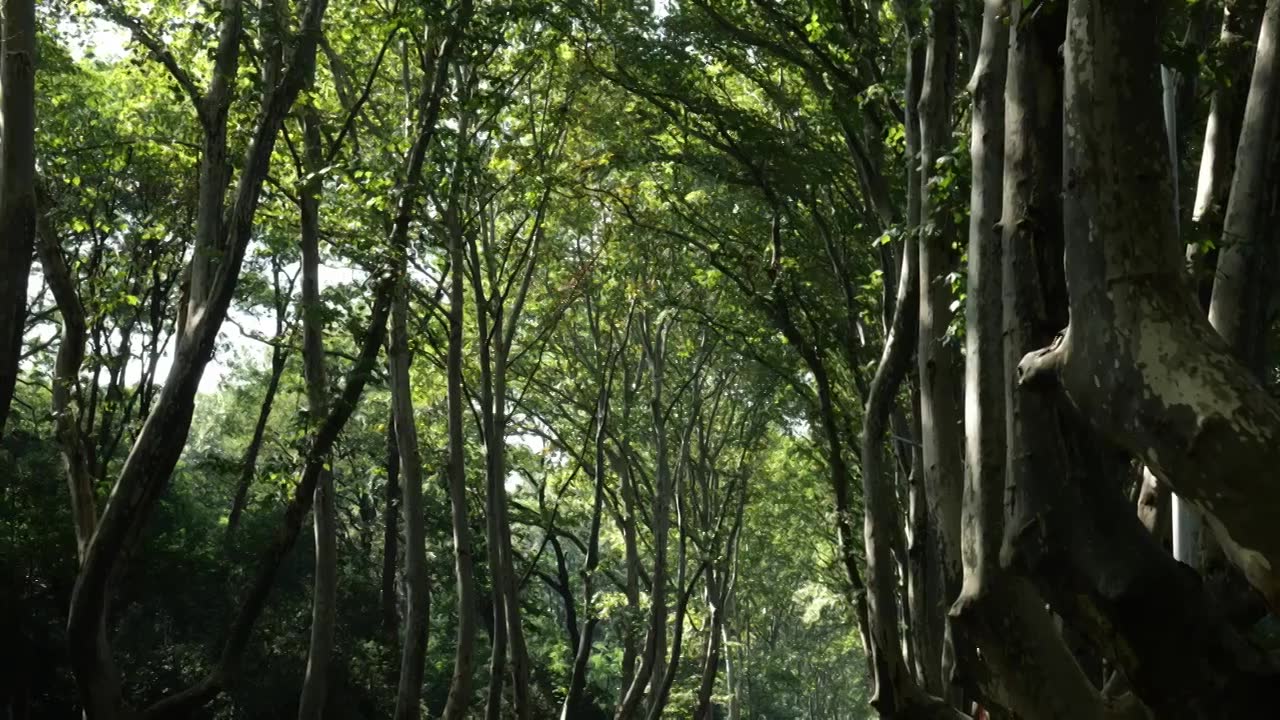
{"left": 1011, "top": 1, "right": 1280, "bottom": 715}
{"left": 1135, "top": 471, "right": 1171, "bottom": 549}
{"left": 953, "top": 5, "right": 1146, "bottom": 718}
{"left": 1019, "top": 0, "right": 1280, "bottom": 613}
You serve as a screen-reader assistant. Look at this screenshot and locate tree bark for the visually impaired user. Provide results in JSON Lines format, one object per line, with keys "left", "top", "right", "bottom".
{"left": 440, "top": 140, "right": 478, "bottom": 720}
{"left": 1018, "top": 0, "right": 1280, "bottom": 613}
{"left": 1190, "top": 0, "right": 1264, "bottom": 306}
{"left": 860, "top": 177, "right": 924, "bottom": 715}
{"left": 225, "top": 342, "right": 289, "bottom": 541}
{"left": 950, "top": 5, "right": 1148, "bottom": 718}
{"left": 0, "top": 0, "right": 37, "bottom": 436}
{"left": 561, "top": 324, "right": 624, "bottom": 719}
{"left": 382, "top": 409, "right": 401, "bottom": 647}
{"left": 915, "top": 0, "right": 962, "bottom": 696}
{"left": 1208, "top": 0, "right": 1280, "bottom": 376}
{"left": 389, "top": 276, "right": 431, "bottom": 720}
{"left": 296, "top": 94, "right": 335, "bottom": 720}
{"left": 1010, "top": 1, "right": 1280, "bottom": 715}
{"left": 615, "top": 316, "right": 673, "bottom": 720}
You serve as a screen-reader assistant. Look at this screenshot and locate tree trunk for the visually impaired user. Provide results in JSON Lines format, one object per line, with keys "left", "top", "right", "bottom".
{"left": 615, "top": 316, "right": 672, "bottom": 720}
{"left": 67, "top": 0, "right": 332, "bottom": 712}
{"left": 225, "top": 344, "right": 288, "bottom": 541}
{"left": 297, "top": 101, "right": 335, "bottom": 720}
{"left": 0, "top": 0, "right": 36, "bottom": 437}
{"left": 389, "top": 277, "right": 431, "bottom": 720}
{"left": 1190, "top": 0, "right": 1264, "bottom": 306}
{"left": 561, "top": 349, "right": 618, "bottom": 719}
{"left": 440, "top": 164, "right": 478, "bottom": 720}
{"left": 915, "top": 0, "right": 962, "bottom": 696}
{"left": 382, "top": 409, "right": 401, "bottom": 647}
{"left": 493, "top": 336, "right": 533, "bottom": 720}
{"left": 948, "top": 5, "right": 1147, "bottom": 717}
{"left": 1018, "top": 0, "right": 1280, "bottom": 614}
{"left": 1209, "top": 0, "right": 1280, "bottom": 375}
{"left": 859, "top": 170, "right": 923, "bottom": 715}
{"left": 1011, "top": 1, "right": 1280, "bottom": 715}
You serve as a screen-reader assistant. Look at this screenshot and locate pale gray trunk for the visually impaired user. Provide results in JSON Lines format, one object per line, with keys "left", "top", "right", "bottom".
{"left": 859, "top": 172, "right": 924, "bottom": 714}
{"left": 916, "top": 0, "right": 962, "bottom": 695}
{"left": 1209, "top": 0, "right": 1280, "bottom": 373}
{"left": 951, "top": 5, "right": 1141, "bottom": 717}
{"left": 1192, "top": 0, "right": 1263, "bottom": 288}
{"left": 1020, "top": 0, "right": 1280, "bottom": 612}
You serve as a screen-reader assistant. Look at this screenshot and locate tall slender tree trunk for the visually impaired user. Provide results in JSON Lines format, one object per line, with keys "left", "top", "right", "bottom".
{"left": 0, "top": 0, "right": 36, "bottom": 436}
{"left": 65, "top": 0, "right": 333, "bottom": 712}
{"left": 226, "top": 344, "right": 289, "bottom": 541}
{"left": 389, "top": 275, "right": 431, "bottom": 720}
{"left": 1209, "top": 0, "right": 1280, "bottom": 374}
{"left": 915, "top": 0, "right": 962, "bottom": 695}
{"left": 297, "top": 102, "right": 336, "bottom": 720}
{"left": 561, "top": 348, "right": 617, "bottom": 719}
{"left": 440, "top": 183, "right": 477, "bottom": 720}
{"left": 615, "top": 317, "right": 672, "bottom": 720}
{"left": 948, "top": 5, "right": 1136, "bottom": 717}
{"left": 382, "top": 410, "right": 401, "bottom": 647}
{"left": 493, "top": 336, "right": 533, "bottom": 720}
{"left": 1191, "top": 0, "right": 1264, "bottom": 306}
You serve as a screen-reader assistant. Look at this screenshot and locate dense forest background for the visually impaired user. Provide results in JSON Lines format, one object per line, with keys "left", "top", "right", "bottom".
{"left": 5, "top": 0, "right": 1280, "bottom": 718}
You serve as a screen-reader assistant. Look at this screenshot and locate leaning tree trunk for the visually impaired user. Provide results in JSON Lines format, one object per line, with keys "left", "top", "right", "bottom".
{"left": 225, "top": 342, "right": 289, "bottom": 541}
{"left": 1017, "top": 0, "right": 1280, "bottom": 615}
{"left": 0, "top": 0, "right": 36, "bottom": 437}
{"left": 66, "top": 0, "right": 333, "bottom": 713}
